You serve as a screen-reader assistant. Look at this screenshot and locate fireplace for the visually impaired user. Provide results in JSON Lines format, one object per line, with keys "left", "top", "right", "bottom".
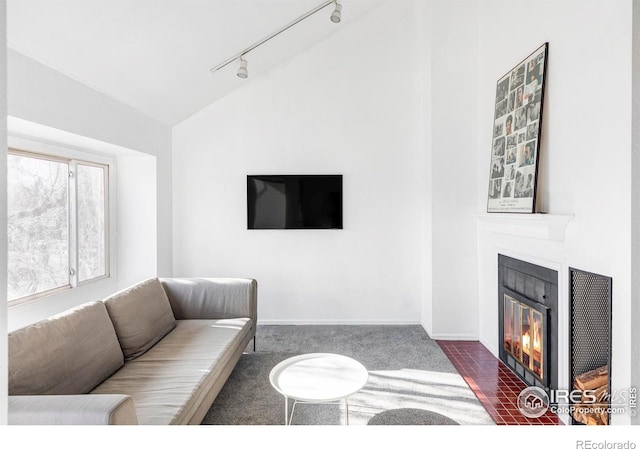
{"left": 498, "top": 254, "right": 558, "bottom": 393}
{"left": 503, "top": 294, "right": 548, "bottom": 382}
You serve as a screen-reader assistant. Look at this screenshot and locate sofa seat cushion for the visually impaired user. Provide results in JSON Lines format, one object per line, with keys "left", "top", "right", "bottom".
{"left": 9, "top": 301, "right": 124, "bottom": 395}
{"left": 90, "top": 318, "right": 251, "bottom": 425}
{"left": 103, "top": 278, "right": 176, "bottom": 361}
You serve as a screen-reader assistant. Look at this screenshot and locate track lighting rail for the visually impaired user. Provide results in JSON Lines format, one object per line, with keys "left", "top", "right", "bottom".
{"left": 209, "top": 0, "right": 341, "bottom": 78}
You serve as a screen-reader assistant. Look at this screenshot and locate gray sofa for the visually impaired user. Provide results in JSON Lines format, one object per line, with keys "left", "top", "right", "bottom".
{"left": 8, "top": 277, "right": 257, "bottom": 425}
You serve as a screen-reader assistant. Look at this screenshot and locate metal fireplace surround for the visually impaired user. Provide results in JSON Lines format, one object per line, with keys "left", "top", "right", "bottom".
{"left": 498, "top": 254, "right": 558, "bottom": 394}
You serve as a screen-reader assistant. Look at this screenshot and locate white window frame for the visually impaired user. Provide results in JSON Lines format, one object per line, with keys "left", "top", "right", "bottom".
{"left": 7, "top": 142, "right": 115, "bottom": 306}
{"left": 69, "top": 158, "right": 111, "bottom": 287}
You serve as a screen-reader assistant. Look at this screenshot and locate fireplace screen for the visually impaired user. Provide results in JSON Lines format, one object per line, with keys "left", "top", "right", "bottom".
{"left": 503, "top": 294, "right": 545, "bottom": 382}
{"left": 498, "top": 254, "right": 556, "bottom": 391}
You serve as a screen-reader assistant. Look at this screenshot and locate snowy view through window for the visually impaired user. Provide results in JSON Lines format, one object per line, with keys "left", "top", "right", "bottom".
{"left": 77, "top": 164, "right": 106, "bottom": 282}
{"left": 7, "top": 152, "right": 107, "bottom": 302}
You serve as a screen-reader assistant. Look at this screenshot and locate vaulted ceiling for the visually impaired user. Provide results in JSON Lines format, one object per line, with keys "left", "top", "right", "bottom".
{"left": 8, "top": 0, "right": 382, "bottom": 126}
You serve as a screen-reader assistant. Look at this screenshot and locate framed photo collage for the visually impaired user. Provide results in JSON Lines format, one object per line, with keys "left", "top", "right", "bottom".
{"left": 487, "top": 43, "right": 548, "bottom": 213}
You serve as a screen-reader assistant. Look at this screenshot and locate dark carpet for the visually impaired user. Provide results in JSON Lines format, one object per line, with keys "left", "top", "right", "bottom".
{"left": 201, "top": 325, "right": 494, "bottom": 426}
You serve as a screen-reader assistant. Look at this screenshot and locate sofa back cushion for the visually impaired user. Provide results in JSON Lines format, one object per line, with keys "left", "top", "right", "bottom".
{"left": 103, "top": 278, "right": 176, "bottom": 360}
{"left": 9, "top": 301, "right": 124, "bottom": 395}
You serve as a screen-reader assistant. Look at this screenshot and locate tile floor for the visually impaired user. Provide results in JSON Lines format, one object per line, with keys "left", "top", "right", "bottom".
{"left": 437, "top": 340, "right": 563, "bottom": 425}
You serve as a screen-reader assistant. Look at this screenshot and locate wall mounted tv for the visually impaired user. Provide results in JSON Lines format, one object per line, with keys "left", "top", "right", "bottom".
{"left": 247, "top": 175, "right": 343, "bottom": 230}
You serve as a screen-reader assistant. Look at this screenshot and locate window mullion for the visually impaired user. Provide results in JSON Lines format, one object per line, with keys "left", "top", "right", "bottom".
{"left": 69, "top": 160, "right": 79, "bottom": 288}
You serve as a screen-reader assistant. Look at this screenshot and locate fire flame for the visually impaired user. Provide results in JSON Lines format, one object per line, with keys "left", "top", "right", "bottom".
{"left": 522, "top": 331, "right": 530, "bottom": 354}
{"left": 533, "top": 319, "right": 541, "bottom": 351}
{"left": 521, "top": 316, "right": 542, "bottom": 356}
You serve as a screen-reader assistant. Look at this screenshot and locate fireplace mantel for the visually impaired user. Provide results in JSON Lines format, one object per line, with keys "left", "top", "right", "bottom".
{"left": 475, "top": 213, "right": 574, "bottom": 242}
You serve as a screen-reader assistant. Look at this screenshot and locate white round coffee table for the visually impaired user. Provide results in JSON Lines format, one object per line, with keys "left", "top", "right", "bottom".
{"left": 269, "top": 353, "right": 369, "bottom": 425}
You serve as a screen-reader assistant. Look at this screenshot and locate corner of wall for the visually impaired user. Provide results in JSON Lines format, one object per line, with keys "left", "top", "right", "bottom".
{"left": 418, "top": 0, "right": 433, "bottom": 336}
{"left": 429, "top": 0, "right": 480, "bottom": 339}
{"left": 0, "top": 0, "right": 8, "bottom": 426}
{"left": 421, "top": 319, "right": 433, "bottom": 339}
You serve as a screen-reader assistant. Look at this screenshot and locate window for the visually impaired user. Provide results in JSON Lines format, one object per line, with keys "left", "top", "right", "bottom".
{"left": 7, "top": 148, "right": 110, "bottom": 303}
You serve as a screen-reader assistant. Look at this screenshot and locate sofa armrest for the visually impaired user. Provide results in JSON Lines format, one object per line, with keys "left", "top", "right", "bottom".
{"left": 160, "top": 278, "right": 257, "bottom": 324}
{"left": 9, "top": 394, "right": 138, "bottom": 425}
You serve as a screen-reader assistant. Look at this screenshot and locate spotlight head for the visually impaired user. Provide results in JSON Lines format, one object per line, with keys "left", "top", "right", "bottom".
{"left": 237, "top": 57, "right": 248, "bottom": 79}
{"left": 331, "top": 2, "right": 342, "bottom": 23}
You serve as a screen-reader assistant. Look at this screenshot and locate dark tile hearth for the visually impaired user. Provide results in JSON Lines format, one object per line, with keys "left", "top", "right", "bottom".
{"left": 437, "top": 341, "right": 563, "bottom": 425}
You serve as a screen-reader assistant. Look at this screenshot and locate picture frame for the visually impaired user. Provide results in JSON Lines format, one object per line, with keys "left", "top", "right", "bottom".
{"left": 487, "top": 43, "right": 548, "bottom": 213}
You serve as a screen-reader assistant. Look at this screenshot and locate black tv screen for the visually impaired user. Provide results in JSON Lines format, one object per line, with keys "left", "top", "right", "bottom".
{"left": 247, "top": 175, "right": 342, "bottom": 229}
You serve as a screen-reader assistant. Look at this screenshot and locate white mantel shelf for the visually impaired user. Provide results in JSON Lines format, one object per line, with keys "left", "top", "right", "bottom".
{"left": 475, "top": 213, "right": 574, "bottom": 242}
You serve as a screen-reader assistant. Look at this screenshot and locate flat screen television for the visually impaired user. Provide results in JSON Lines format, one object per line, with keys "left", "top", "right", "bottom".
{"left": 247, "top": 175, "right": 342, "bottom": 229}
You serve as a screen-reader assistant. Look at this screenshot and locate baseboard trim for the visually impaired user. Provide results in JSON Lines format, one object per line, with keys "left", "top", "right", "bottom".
{"left": 428, "top": 333, "right": 479, "bottom": 341}
{"left": 258, "top": 319, "right": 422, "bottom": 326}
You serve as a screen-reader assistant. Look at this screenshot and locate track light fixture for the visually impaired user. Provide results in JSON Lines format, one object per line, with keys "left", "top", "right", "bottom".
{"left": 331, "top": 1, "right": 342, "bottom": 23}
{"left": 237, "top": 57, "right": 248, "bottom": 79}
{"left": 210, "top": 0, "right": 342, "bottom": 79}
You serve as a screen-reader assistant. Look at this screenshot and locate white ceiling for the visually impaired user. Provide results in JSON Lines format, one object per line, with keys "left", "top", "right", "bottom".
{"left": 7, "top": 0, "right": 382, "bottom": 126}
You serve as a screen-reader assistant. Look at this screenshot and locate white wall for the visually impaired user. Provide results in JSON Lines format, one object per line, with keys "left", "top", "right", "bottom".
{"left": 116, "top": 155, "right": 158, "bottom": 290}
{"left": 426, "top": 0, "right": 480, "bottom": 339}
{"left": 473, "top": 0, "right": 632, "bottom": 424}
{"left": 173, "top": 1, "right": 426, "bottom": 324}
{"left": 419, "top": 0, "right": 433, "bottom": 332}
{"left": 6, "top": 50, "right": 172, "bottom": 330}
{"left": 632, "top": 0, "right": 640, "bottom": 426}
{"left": 0, "top": 0, "right": 7, "bottom": 426}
